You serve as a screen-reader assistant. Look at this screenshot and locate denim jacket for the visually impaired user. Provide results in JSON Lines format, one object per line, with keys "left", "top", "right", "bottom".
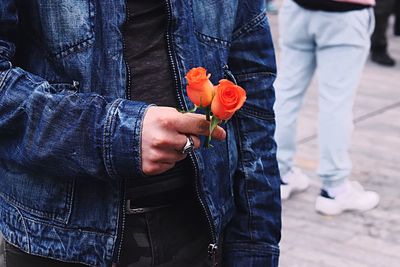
{"left": 0, "top": 0, "right": 281, "bottom": 266}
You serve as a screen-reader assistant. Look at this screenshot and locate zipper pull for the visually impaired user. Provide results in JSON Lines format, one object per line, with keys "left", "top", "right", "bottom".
{"left": 72, "top": 80, "right": 80, "bottom": 90}
{"left": 208, "top": 243, "right": 218, "bottom": 266}
{"left": 222, "top": 64, "right": 237, "bottom": 85}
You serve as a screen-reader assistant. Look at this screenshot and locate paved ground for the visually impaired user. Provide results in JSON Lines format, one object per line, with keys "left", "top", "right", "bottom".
{"left": 269, "top": 4, "right": 400, "bottom": 267}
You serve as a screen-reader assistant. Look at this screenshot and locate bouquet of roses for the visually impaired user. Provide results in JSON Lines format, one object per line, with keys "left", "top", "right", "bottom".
{"left": 185, "top": 67, "right": 247, "bottom": 147}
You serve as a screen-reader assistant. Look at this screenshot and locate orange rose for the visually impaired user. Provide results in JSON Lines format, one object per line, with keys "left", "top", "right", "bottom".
{"left": 211, "top": 79, "right": 246, "bottom": 120}
{"left": 185, "top": 67, "right": 214, "bottom": 107}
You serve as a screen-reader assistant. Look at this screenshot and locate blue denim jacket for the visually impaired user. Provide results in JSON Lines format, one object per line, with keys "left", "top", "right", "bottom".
{"left": 0, "top": 0, "right": 281, "bottom": 266}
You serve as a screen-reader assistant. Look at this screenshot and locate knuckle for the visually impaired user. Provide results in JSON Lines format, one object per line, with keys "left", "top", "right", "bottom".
{"left": 160, "top": 116, "right": 173, "bottom": 128}
{"left": 144, "top": 162, "right": 163, "bottom": 175}
{"left": 197, "top": 120, "right": 209, "bottom": 134}
{"left": 212, "top": 128, "right": 220, "bottom": 137}
{"left": 148, "top": 150, "right": 162, "bottom": 162}
{"left": 193, "top": 137, "right": 201, "bottom": 148}
{"left": 152, "top": 136, "right": 168, "bottom": 148}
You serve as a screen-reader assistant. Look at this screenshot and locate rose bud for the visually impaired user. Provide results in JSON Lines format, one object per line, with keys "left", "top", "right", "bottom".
{"left": 185, "top": 67, "right": 214, "bottom": 107}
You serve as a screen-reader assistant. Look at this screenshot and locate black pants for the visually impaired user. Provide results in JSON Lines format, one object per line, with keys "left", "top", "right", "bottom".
{"left": 395, "top": 0, "right": 400, "bottom": 33}
{"left": 371, "top": 0, "right": 396, "bottom": 51}
{"left": 3, "top": 197, "right": 211, "bottom": 267}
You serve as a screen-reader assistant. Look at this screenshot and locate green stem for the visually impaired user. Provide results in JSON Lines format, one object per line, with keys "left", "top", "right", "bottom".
{"left": 206, "top": 106, "right": 211, "bottom": 122}
{"left": 204, "top": 107, "right": 212, "bottom": 148}
{"left": 204, "top": 135, "right": 211, "bottom": 148}
{"left": 204, "top": 115, "right": 220, "bottom": 148}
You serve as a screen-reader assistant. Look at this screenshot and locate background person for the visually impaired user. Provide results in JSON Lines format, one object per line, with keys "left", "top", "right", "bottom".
{"left": 0, "top": 0, "right": 281, "bottom": 266}
{"left": 275, "top": 0, "right": 380, "bottom": 215}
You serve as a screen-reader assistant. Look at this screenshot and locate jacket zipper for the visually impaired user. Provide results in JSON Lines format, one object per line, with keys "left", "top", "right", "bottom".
{"left": 115, "top": 180, "right": 127, "bottom": 263}
{"left": 115, "top": 0, "right": 131, "bottom": 263}
{"left": 124, "top": 3, "right": 132, "bottom": 100}
{"left": 164, "top": 0, "right": 218, "bottom": 265}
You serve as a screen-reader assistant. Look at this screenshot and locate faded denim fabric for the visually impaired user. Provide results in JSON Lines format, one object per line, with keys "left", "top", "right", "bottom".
{"left": 0, "top": 0, "right": 281, "bottom": 266}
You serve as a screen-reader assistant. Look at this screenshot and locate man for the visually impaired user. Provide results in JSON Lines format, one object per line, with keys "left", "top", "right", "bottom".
{"left": 0, "top": 0, "right": 281, "bottom": 266}
{"left": 275, "top": 0, "right": 380, "bottom": 215}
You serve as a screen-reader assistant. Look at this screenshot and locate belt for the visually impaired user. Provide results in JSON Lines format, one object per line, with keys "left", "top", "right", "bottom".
{"left": 125, "top": 200, "right": 172, "bottom": 215}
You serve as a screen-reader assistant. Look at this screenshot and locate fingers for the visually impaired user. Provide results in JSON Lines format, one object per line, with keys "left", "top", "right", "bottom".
{"left": 148, "top": 149, "right": 187, "bottom": 165}
{"left": 187, "top": 135, "right": 201, "bottom": 150}
{"left": 142, "top": 149, "right": 185, "bottom": 176}
{"left": 149, "top": 133, "right": 201, "bottom": 152}
{"left": 141, "top": 106, "right": 226, "bottom": 176}
{"left": 142, "top": 162, "right": 176, "bottom": 176}
{"left": 142, "top": 135, "right": 201, "bottom": 176}
{"left": 142, "top": 148, "right": 185, "bottom": 175}
{"left": 175, "top": 113, "right": 226, "bottom": 140}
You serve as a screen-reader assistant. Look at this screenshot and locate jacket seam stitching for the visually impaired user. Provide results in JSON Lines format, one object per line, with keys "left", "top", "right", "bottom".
{"left": 232, "top": 9, "right": 267, "bottom": 41}
{"left": 234, "top": 116, "right": 254, "bottom": 241}
{"left": 0, "top": 193, "right": 69, "bottom": 223}
{"left": 190, "top": 0, "right": 231, "bottom": 47}
{"left": 234, "top": 71, "right": 276, "bottom": 78}
{"left": 0, "top": 49, "right": 13, "bottom": 62}
{"left": 54, "top": 38, "right": 95, "bottom": 59}
{"left": 53, "top": 0, "right": 96, "bottom": 59}
{"left": 136, "top": 104, "right": 153, "bottom": 177}
{"left": 103, "top": 99, "right": 124, "bottom": 179}
{"left": 225, "top": 248, "right": 280, "bottom": 255}
{"left": 0, "top": 69, "right": 12, "bottom": 89}
{"left": 194, "top": 30, "right": 231, "bottom": 47}
{"left": 224, "top": 242, "right": 280, "bottom": 255}
{"left": 2, "top": 238, "right": 97, "bottom": 267}
{"left": 14, "top": 205, "right": 31, "bottom": 253}
{"left": 238, "top": 106, "right": 275, "bottom": 121}
{"left": 64, "top": 179, "right": 75, "bottom": 225}
{"left": 1, "top": 204, "right": 114, "bottom": 237}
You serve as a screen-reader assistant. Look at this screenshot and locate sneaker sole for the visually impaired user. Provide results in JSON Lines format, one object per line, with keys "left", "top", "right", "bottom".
{"left": 315, "top": 195, "right": 380, "bottom": 216}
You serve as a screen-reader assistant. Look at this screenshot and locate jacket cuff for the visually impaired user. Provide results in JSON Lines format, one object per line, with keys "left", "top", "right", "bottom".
{"left": 222, "top": 242, "right": 280, "bottom": 267}
{"left": 103, "top": 98, "right": 150, "bottom": 179}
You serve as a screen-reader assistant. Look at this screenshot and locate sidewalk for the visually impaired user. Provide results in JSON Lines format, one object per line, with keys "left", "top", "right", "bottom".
{"left": 268, "top": 5, "right": 400, "bottom": 267}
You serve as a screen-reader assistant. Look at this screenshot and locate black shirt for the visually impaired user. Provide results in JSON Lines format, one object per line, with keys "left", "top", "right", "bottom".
{"left": 124, "top": 0, "right": 176, "bottom": 107}
{"left": 293, "top": 0, "right": 371, "bottom": 12}
{"left": 124, "top": 0, "right": 191, "bottom": 201}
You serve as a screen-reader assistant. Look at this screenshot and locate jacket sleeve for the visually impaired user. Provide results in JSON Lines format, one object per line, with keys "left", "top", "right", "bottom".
{"left": 222, "top": 1, "right": 281, "bottom": 266}
{"left": 0, "top": 0, "right": 148, "bottom": 181}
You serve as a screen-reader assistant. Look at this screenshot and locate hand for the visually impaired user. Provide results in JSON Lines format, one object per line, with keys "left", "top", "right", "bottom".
{"left": 141, "top": 106, "right": 226, "bottom": 175}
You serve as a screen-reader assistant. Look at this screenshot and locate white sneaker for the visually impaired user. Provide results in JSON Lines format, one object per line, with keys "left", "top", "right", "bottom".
{"left": 281, "top": 168, "right": 310, "bottom": 200}
{"left": 315, "top": 181, "right": 380, "bottom": 215}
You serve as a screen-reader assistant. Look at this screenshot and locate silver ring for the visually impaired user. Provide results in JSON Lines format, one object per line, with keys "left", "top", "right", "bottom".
{"left": 181, "top": 136, "right": 195, "bottom": 154}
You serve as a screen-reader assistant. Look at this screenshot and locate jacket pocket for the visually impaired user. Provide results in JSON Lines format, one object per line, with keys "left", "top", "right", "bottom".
{"left": 235, "top": 72, "right": 276, "bottom": 119}
{"left": 0, "top": 171, "right": 75, "bottom": 225}
{"left": 191, "top": 0, "right": 235, "bottom": 46}
{"left": 20, "top": 0, "right": 95, "bottom": 58}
